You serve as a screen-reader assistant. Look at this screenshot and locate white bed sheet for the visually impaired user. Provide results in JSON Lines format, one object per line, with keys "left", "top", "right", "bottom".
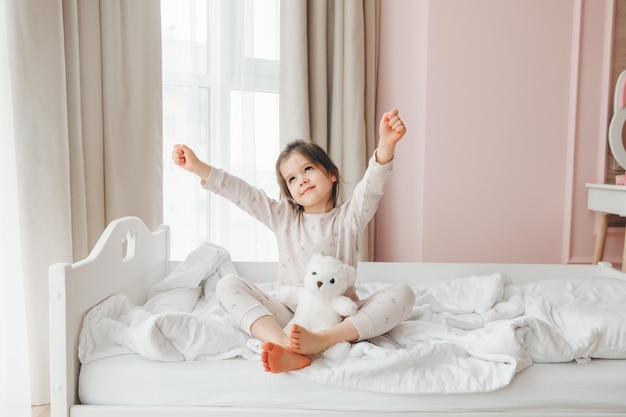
{"left": 79, "top": 354, "right": 626, "bottom": 413}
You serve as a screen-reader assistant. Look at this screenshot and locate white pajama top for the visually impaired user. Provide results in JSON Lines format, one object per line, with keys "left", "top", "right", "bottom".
{"left": 202, "top": 153, "right": 392, "bottom": 297}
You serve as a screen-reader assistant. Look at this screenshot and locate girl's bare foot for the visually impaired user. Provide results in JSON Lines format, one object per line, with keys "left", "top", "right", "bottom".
{"left": 261, "top": 342, "right": 311, "bottom": 373}
{"left": 289, "top": 324, "right": 332, "bottom": 355}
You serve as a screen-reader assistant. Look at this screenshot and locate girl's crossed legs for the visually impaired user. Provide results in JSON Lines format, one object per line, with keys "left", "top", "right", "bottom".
{"left": 215, "top": 275, "right": 310, "bottom": 372}
{"left": 216, "top": 274, "right": 415, "bottom": 373}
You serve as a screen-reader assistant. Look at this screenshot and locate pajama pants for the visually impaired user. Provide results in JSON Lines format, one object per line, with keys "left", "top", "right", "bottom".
{"left": 215, "top": 274, "right": 416, "bottom": 341}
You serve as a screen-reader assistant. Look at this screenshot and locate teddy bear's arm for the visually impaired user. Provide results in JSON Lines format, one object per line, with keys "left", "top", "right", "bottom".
{"left": 332, "top": 296, "right": 358, "bottom": 317}
{"left": 276, "top": 285, "right": 301, "bottom": 305}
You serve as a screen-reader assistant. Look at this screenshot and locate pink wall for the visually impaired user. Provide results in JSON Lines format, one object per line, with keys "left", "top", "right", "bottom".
{"left": 375, "top": 0, "right": 618, "bottom": 264}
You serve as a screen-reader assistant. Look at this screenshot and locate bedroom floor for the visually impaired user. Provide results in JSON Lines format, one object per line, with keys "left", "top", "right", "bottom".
{"left": 32, "top": 405, "right": 49, "bottom": 417}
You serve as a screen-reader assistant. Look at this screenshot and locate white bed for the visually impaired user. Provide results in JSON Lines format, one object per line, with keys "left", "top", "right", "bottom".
{"left": 49, "top": 216, "right": 626, "bottom": 417}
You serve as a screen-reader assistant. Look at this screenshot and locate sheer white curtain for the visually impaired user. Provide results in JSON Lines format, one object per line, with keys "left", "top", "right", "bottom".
{"left": 1, "top": 0, "right": 162, "bottom": 411}
{"left": 162, "top": 0, "right": 280, "bottom": 262}
{"left": 1, "top": 0, "right": 74, "bottom": 411}
{"left": 0, "top": 3, "right": 30, "bottom": 416}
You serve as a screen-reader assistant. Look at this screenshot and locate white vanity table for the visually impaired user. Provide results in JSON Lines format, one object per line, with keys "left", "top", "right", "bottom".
{"left": 586, "top": 183, "right": 626, "bottom": 270}
{"left": 586, "top": 69, "right": 626, "bottom": 270}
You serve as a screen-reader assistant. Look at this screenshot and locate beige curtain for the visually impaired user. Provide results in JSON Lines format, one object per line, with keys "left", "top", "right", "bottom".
{"left": 279, "top": 0, "right": 379, "bottom": 260}
{"left": 1, "top": 0, "right": 161, "bottom": 407}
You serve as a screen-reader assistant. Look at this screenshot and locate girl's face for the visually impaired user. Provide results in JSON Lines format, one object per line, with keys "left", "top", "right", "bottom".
{"left": 279, "top": 152, "right": 337, "bottom": 214}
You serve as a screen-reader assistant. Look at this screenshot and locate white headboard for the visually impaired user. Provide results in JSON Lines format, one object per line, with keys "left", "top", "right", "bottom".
{"left": 48, "top": 216, "right": 169, "bottom": 417}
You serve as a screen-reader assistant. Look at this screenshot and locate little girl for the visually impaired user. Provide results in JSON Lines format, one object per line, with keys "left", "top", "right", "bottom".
{"left": 172, "top": 108, "right": 415, "bottom": 373}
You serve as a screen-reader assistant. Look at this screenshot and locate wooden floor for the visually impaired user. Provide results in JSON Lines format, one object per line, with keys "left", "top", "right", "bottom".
{"left": 32, "top": 405, "right": 50, "bottom": 417}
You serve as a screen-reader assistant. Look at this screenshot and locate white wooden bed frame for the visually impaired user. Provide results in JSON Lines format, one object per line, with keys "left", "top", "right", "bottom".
{"left": 49, "top": 216, "right": 626, "bottom": 417}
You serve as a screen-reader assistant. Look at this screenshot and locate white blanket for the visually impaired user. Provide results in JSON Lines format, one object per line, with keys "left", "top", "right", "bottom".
{"left": 78, "top": 244, "right": 626, "bottom": 394}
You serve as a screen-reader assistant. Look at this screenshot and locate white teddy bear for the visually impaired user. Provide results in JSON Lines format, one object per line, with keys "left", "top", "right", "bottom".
{"left": 277, "top": 254, "right": 358, "bottom": 359}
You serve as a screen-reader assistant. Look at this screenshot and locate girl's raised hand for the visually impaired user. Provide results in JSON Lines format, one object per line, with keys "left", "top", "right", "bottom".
{"left": 379, "top": 109, "right": 406, "bottom": 147}
{"left": 172, "top": 144, "right": 213, "bottom": 182}
{"left": 375, "top": 109, "right": 406, "bottom": 164}
{"left": 172, "top": 144, "right": 199, "bottom": 172}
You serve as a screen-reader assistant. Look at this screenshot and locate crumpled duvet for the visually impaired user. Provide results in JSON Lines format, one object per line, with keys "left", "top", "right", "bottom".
{"left": 78, "top": 243, "right": 626, "bottom": 394}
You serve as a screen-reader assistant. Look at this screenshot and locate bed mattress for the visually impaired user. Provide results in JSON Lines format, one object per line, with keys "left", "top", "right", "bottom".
{"left": 79, "top": 354, "right": 626, "bottom": 413}
{"left": 50, "top": 218, "right": 626, "bottom": 417}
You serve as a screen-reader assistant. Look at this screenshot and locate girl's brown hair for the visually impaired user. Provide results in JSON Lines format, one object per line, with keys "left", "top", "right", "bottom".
{"left": 275, "top": 140, "right": 341, "bottom": 211}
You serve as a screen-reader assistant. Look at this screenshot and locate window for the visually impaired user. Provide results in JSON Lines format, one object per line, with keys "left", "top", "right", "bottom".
{"left": 161, "top": 0, "right": 280, "bottom": 261}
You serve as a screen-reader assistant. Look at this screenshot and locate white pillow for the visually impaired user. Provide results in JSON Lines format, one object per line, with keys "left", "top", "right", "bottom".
{"left": 523, "top": 277, "right": 626, "bottom": 359}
